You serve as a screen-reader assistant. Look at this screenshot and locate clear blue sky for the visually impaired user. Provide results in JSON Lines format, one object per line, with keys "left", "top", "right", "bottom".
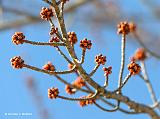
{"left": 1, "top": 0, "right": 160, "bottom": 119}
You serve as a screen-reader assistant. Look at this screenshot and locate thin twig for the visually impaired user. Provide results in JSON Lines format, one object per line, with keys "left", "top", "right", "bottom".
{"left": 103, "top": 76, "right": 109, "bottom": 88}
{"left": 89, "top": 64, "right": 100, "bottom": 77}
{"left": 24, "top": 64, "right": 90, "bottom": 93}
{"left": 58, "top": 90, "right": 98, "bottom": 101}
{"left": 151, "top": 101, "right": 160, "bottom": 109}
{"left": 55, "top": 46, "right": 73, "bottom": 64}
{"left": 118, "top": 34, "right": 126, "bottom": 93}
{"left": 54, "top": 74, "right": 91, "bottom": 93}
{"left": 23, "top": 40, "right": 65, "bottom": 46}
{"left": 94, "top": 102, "right": 119, "bottom": 112}
{"left": 51, "top": 0, "right": 68, "bottom": 39}
{"left": 100, "top": 98, "right": 139, "bottom": 114}
{"left": 116, "top": 34, "right": 126, "bottom": 111}
{"left": 24, "top": 64, "right": 75, "bottom": 75}
{"left": 51, "top": 0, "right": 78, "bottom": 60}
{"left": 23, "top": 64, "right": 54, "bottom": 75}
{"left": 114, "top": 73, "right": 132, "bottom": 93}
{"left": 54, "top": 65, "right": 76, "bottom": 74}
{"left": 49, "top": 19, "right": 64, "bottom": 42}
{"left": 80, "top": 49, "right": 86, "bottom": 64}
{"left": 60, "top": 2, "right": 65, "bottom": 19}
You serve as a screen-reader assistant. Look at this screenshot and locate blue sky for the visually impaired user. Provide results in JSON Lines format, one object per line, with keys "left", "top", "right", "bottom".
{"left": 1, "top": 0, "right": 160, "bottom": 119}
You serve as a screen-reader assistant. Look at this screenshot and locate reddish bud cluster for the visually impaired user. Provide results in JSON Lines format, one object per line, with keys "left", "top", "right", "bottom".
{"left": 95, "top": 54, "right": 106, "bottom": 65}
{"left": 10, "top": 56, "right": 24, "bottom": 69}
{"left": 65, "top": 77, "right": 85, "bottom": 95}
{"left": 79, "top": 94, "right": 95, "bottom": 107}
{"left": 117, "top": 21, "right": 130, "bottom": 35}
{"left": 128, "top": 62, "right": 141, "bottom": 75}
{"left": 80, "top": 38, "right": 92, "bottom": 50}
{"left": 103, "top": 66, "right": 112, "bottom": 76}
{"left": 133, "top": 48, "right": 146, "bottom": 61}
{"left": 48, "top": 87, "right": 59, "bottom": 99}
{"left": 73, "top": 77, "right": 86, "bottom": 88}
{"left": 43, "top": 62, "right": 55, "bottom": 71}
{"left": 65, "top": 85, "right": 76, "bottom": 95}
{"left": 49, "top": 27, "right": 58, "bottom": 35}
{"left": 12, "top": 32, "right": 25, "bottom": 45}
{"left": 40, "top": 7, "right": 54, "bottom": 20}
{"left": 49, "top": 36, "right": 60, "bottom": 43}
{"left": 68, "top": 31, "right": 78, "bottom": 45}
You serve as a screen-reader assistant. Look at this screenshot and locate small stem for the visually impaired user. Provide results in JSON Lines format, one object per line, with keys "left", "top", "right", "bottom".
{"left": 24, "top": 64, "right": 90, "bottom": 93}
{"left": 89, "top": 64, "right": 100, "bottom": 77}
{"left": 23, "top": 64, "right": 54, "bottom": 75}
{"left": 114, "top": 73, "right": 132, "bottom": 93}
{"left": 61, "top": 2, "right": 65, "bottom": 19}
{"left": 100, "top": 98, "right": 138, "bottom": 114}
{"left": 23, "top": 40, "right": 65, "bottom": 46}
{"left": 152, "top": 101, "right": 160, "bottom": 109}
{"left": 103, "top": 76, "right": 109, "bottom": 88}
{"left": 52, "top": 0, "right": 68, "bottom": 39}
{"left": 49, "top": 19, "right": 64, "bottom": 42}
{"left": 55, "top": 46, "right": 73, "bottom": 64}
{"left": 94, "top": 102, "right": 119, "bottom": 112}
{"left": 54, "top": 65, "right": 76, "bottom": 74}
{"left": 24, "top": 63, "right": 89, "bottom": 93}
{"left": 51, "top": 0, "right": 78, "bottom": 60}
{"left": 80, "top": 49, "right": 86, "bottom": 64}
{"left": 54, "top": 74, "right": 90, "bottom": 93}
{"left": 118, "top": 34, "right": 126, "bottom": 93}
{"left": 58, "top": 90, "right": 98, "bottom": 101}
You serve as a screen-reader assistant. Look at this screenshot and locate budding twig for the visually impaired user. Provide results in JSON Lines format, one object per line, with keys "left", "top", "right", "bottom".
{"left": 49, "top": 19, "right": 64, "bottom": 42}
{"left": 103, "top": 76, "right": 109, "bottom": 88}
{"left": 23, "top": 64, "right": 55, "bottom": 75}
{"left": 58, "top": 90, "right": 98, "bottom": 101}
{"left": 89, "top": 64, "right": 100, "bottom": 77}
{"left": 118, "top": 34, "right": 126, "bottom": 94}
{"left": 24, "top": 63, "right": 90, "bottom": 93}
{"left": 55, "top": 46, "right": 73, "bottom": 64}
{"left": 114, "top": 73, "right": 132, "bottom": 93}
{"left": 23, "top": 40, "right": 65, "bottom": 46}
{"left": 60, "top": 2, "right": 65, "bottom": 18}
{"left": 80, "top": 49, "right": 86, "bottom": 64}
{"left": 151, "top": 101, "right": 160, "bottom": 109}
{"left": 94, "top": 102, "right": 119, "bottom": 112}
{"left": 100, "top": 98, "right": 138, "bottom": 114}
{"left": 51, "top": 0, "right": 68, "bottom": 39}
{"left": 54, "top": 74, "right": 91, "bottom": 93}
{"left": 54, "top": 65, "right": 76, "bottom": 74}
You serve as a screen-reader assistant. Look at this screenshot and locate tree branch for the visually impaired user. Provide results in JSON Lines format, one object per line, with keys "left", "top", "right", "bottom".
{"left": 23, "top": 40, "right": 65, "bottom": 46}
